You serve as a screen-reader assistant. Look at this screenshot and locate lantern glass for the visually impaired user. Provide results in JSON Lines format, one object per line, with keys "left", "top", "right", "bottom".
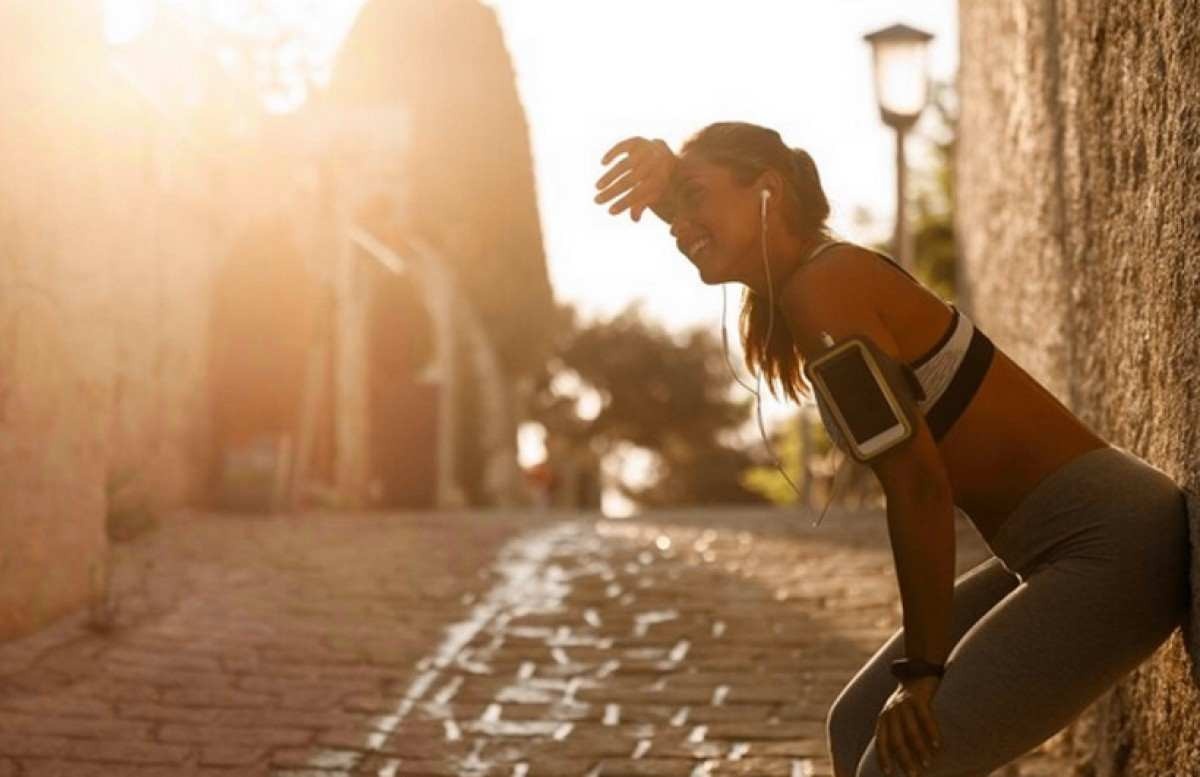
{"left": 870, "top": 38, "right": 929, "bottom": 121}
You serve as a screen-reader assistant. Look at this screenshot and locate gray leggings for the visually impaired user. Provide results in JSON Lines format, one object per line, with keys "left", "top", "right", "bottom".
{"left": 826, "top": 445, "right": 1191, "bottom": 777}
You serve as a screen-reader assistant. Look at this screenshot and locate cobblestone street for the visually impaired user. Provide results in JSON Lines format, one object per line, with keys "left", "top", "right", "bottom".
{"left": 0, "top": 508, "right": 1078, "bottom": 776}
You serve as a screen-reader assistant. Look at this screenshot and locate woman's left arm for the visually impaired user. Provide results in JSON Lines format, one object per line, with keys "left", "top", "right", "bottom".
{"left": 872, "top": 432, "right": 954, "bottom": 777}
{"left": 783, "top": 250, "right": 956, "bottom": 663}
{"left": 783, "top": 251, "right": 953, "bottom": 776}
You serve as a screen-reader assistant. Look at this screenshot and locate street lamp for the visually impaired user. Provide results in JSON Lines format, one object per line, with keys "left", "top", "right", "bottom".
{"left": 863, "top": 23, "right": 934, "bottom": 275}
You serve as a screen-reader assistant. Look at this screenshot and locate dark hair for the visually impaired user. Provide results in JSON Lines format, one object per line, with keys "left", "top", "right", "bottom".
{"left": 680, "top": 122, "right": 831, "bottom": 401}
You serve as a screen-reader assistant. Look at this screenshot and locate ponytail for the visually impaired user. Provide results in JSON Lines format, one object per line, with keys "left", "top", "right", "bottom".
{"left": 740, "top": 286, "right": 809, "bottom": 401}
{"left": 787, "top": 147, "right": 829, "bottom": 234}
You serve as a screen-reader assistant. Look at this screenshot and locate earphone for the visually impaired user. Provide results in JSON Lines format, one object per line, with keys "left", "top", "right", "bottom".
{"left": 717, "top": 185, "right": 845, "bottom": 527}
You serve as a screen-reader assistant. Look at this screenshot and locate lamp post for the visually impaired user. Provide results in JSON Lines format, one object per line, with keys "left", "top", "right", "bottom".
{"left": 863, "top": 23, "right": 934, "bottom": 275}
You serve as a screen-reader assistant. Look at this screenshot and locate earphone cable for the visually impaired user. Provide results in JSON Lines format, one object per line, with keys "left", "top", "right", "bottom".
{"left": 755, "top": 197, "right": 806, "bottom": 498}
{"left": 719, "top": 285, "right": 759, "bottom": 395}
{"left": 716, "top": 194, "right": 848, "bottom": 528}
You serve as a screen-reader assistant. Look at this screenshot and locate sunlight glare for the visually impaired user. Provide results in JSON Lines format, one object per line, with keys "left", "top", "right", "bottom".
{"left": 517, "top": 422, "right": 548, "bottom": 469}
{"left": 105, "top": 0, "right": 155, "bottom": 44}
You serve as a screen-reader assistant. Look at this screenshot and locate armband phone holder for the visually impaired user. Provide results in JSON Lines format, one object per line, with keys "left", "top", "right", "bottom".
{"left": 803, "top": 334, "right": 925, "bottom": 463}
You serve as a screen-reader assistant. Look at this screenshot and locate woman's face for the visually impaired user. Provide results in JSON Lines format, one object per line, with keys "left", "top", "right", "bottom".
{"left": 668, "top": 153, "right": 762, "bottom": 285}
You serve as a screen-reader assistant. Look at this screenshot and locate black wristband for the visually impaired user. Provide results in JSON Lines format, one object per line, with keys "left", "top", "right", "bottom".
{"left": 890, "top": 658, "right": 945, "bottom": 681}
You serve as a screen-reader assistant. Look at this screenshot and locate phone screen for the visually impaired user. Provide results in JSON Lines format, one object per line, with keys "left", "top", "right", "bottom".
{"left": 817, "top": 348, "right": 900, "bottom": 443}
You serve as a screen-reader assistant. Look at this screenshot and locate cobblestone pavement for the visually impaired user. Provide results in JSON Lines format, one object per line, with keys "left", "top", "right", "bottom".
{"left": 0, "top": 507, "right": 1080, "bottom": 776}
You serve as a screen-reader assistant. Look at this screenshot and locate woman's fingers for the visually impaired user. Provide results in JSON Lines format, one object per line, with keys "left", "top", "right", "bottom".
{"left": 628, "top": 193, "right": 655, "bottom": 222}
{"left": 601, "top": 136, "right": 646, "bottom": 166}
{"left": 632, "top": 186, "right": 669, "bottom": 221}
{"left": 914, "top": 700, "right": 942, "bottom": 754}
{"left": 596, "top": 143, "right": 669, "bottom": 195}
{"left": 598, "top": 164, "right": 670, "bottom": 213}
{"left": 597, "top": 137, "right": 676, "bottom": 222}
{"left": 605, "top": 188, "right": 641, "bottom": 216}
{"left": 875, "top": 720, "right": 894, "bottom": 776}
{"left": 886, "top": 713, "right": 919, "bottom": 776}
{"left": 595, "top": 168, "right": 648, "bottom": 207}
{"left": 898, "top": 707, "right": 932, "bottom": 766}
{"left": 595, "top": 153, "right": 639, "bottom": 191}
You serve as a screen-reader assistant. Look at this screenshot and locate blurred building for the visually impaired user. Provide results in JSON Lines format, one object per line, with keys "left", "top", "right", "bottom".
{"left": 0, "top": 0, "right": 551, "bottom": 640}
{"left": 316, "top": 0, "right": 555, "bottom": 509}
{"left": 958, "top": 2, "right": 1200, "bottom": 771}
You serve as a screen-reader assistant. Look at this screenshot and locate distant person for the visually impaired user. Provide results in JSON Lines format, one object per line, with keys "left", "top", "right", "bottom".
{"left": 594, "top": 122, "right": 1191, "bottom": 777}
{"left": 525, "top": 459, "right": 554, "bottom": 509}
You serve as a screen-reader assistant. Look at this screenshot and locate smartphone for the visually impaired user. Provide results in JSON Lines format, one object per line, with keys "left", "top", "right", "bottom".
{"left": 805, "top": 338, "right": 914, "bottom": 462}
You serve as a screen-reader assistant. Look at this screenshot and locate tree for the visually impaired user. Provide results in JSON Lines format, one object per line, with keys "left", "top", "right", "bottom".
{"left": 908, "top": 79, "right": 959, "bottom": 303}
{"left": 529, "top": 303, "right": 767, "bottom": 508}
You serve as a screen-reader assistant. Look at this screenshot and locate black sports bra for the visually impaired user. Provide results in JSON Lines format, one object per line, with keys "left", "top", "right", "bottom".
{"left": 795, "top": 240, "right": 996, "bottom": 445}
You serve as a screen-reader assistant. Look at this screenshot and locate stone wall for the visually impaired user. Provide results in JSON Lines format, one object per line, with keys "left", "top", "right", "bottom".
{"left": 957, "top": 0, "right": 1200, "bottom": 772}
{"left": 0, "top": 3, "right": 224, "bottom": 639}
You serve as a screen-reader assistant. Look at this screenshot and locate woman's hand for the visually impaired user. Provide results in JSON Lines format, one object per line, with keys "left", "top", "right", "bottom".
{"left": 875, "top": 677, "right": 942, "bottom": 777}
{"left": 594, "top": 136, "right": 676, "bottom": 223}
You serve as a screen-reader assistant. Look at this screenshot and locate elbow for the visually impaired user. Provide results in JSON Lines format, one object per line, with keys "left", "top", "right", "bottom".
{"left": 873, "top": 422, "right": 952, "bottom": 506}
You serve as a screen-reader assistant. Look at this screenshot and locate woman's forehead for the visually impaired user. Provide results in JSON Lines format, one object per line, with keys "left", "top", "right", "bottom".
{"left": 674, "top": 154, "right": 735, "bottom": 184}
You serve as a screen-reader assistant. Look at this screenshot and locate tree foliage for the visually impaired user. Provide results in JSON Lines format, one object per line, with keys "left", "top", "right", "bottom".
{"left": 741, "top": 418, "right": 830, "bottom": 505}
{"left": 529, "top": 304, "right": 767, "bottom": 507}
{"left": 908, "top": 79, "right": 960, "bottom": 302}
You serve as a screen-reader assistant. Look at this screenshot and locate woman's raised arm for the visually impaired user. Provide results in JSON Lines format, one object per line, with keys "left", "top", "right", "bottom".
{"left": 594, "top": 136, "right": 677, "bottom": 223}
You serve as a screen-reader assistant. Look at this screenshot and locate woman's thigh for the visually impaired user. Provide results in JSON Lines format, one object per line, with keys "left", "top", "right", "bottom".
{"left": 825, "top": 557, "right": 1020, "bottom": 777}
{"left": 853, "top": 554, "right": 1187, "bottom": 777}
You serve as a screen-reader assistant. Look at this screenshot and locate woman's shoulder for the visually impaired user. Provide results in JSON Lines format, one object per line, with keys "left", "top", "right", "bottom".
{"left": 779, "top": 246, "right": 892, "bottom": 354}
{"left": 786, "top": 241, "right": 891, "bottom": 288}
{"left": 782, "top": 242, "right": 891, "bottom": 311}
{"left": 781, "top": 242, "right": 951, "bottom": 360}
{"left": 819, "top": 242, "right": 925, "bottom": 291}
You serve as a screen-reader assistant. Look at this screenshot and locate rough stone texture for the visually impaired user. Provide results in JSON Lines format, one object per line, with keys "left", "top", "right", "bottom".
{"left": 958, "top": 1, "right": 1200, "bottom": 773}
{"left": 0, "top": 5, "right": 127, "bottom": 639}
{"left": 0, "top": 4, "right": 225, "bottom": 640}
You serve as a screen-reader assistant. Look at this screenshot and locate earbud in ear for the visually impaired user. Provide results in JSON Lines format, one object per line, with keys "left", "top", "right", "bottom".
{"left": 760, "top": 189, "right": 772, "bottom": 202}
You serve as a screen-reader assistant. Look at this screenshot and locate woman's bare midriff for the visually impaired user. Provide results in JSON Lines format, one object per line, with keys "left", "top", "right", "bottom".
{"left": 934, "top": 350, "right": 1108, "bottom": 542}
{"left": 868, "top": 254, "right": 1109, "bottom": 545}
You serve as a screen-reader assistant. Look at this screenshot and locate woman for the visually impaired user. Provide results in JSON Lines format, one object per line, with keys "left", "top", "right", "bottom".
{"left": 593, "top": 122, "right": 1191, "bottom": 777}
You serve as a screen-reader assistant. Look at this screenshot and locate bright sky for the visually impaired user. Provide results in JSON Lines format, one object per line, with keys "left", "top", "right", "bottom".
{"left": 105, "top": 0, "right": 959, "bottom": 473}
{"left": 482, "top": 0, "right": 959, "bottom": 432}
{"left": 487, "top": 0, "right": 959, "bottom": 328}
{"left": 108, "top": 0, "right": 957, "bottom": 331}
